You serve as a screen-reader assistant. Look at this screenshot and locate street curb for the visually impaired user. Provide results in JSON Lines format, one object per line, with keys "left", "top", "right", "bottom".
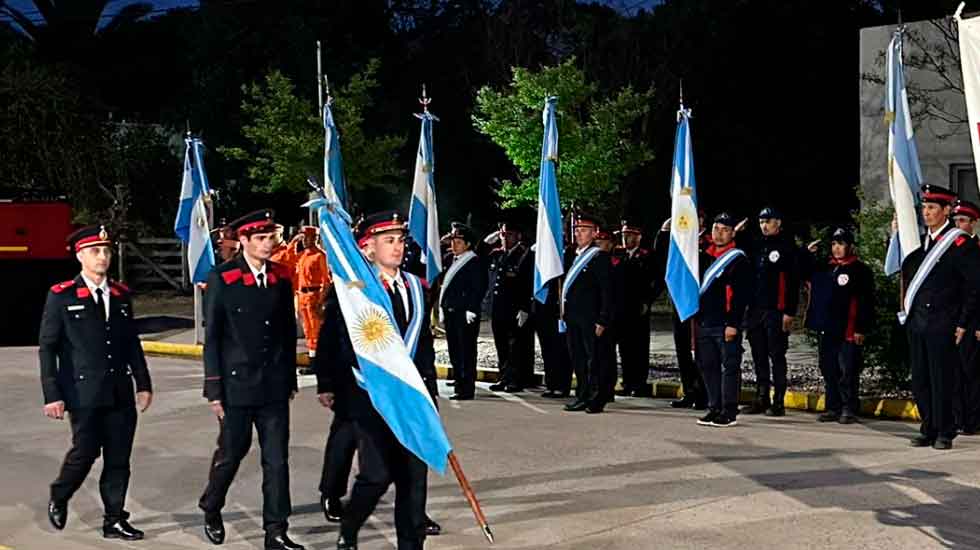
{"left": 141, "top": 342, "right": 921, "bottom": 422}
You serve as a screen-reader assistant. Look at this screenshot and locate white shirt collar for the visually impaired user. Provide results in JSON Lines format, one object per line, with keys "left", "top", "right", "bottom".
{"left": 929, "top": 220, "right": 950, "bottom": 240}
{"left": 80, "top": 273, "right": 109, "bottom": 294}
{"left": 575, "top": 244, "right": 595, "bottom": 255}
{"left": 380, "top": 269, "right": 403, "bottom": 288}
{"left": 243, "top": 257, "right": 267, "bottom": 281}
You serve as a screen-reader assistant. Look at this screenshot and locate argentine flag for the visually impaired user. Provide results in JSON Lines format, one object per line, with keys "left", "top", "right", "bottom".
{"left": 665, "top": 105, "right": 700, "bottom": 322}
{"left": 408, "top": 110, "right": 442, "bottom": 285}
{"left": 310, "top": 198, "right": 452, "bottom": 474}
{"left": 883, "top": 26, "right": 923, "bottom": 276}
{"left": 533, "top": 96, "right": 565, "bottom": 303}
{"left": 323, "top": 99, "right": 349, "bottom": 208}
{"left": 174, "top": 137, "right": 215, "bottom": 283}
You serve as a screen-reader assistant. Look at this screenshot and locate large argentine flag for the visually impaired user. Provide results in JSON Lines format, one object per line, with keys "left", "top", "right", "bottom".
{"left": 533, "top": 96, "right": 565, "bottom": 303}
{"left": 957, "top": 7, "right": 980, "bottom": 196}
{"left": 665, "top": 105, "right": 700, "bottom": 322}
{"left": 323, "top": 100, "right": 349, "bottom": 209}
{"left": 408, "top": 110, "right": 442, "bottom": 285}
{"left": 310, "top": 198, "right": 452, "bottom": 474}
{"left": 174, "top": 137, "right": 215, "bottom": 283}
{"left": 883, "top": 27, "right": 923, "bottom": 276}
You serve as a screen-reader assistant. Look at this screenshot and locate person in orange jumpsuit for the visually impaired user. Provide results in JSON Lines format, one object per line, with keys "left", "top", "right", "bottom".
{"left": 270, "top": 224, "right": 302, "bottom": 271}
{"left": 295, "top": 227, "right": 331, "bottom": 358}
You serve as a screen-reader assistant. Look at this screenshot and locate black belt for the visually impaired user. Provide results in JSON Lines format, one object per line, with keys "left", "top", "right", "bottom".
{"left": 300, "top": 287, "right": 321, "bottom": 293}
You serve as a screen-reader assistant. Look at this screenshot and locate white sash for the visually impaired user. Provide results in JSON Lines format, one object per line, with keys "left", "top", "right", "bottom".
{"left": 403, "top": 272, "right": 425, "bottom": 358}
{"left": 561, "top": 246, "right": 600, "bottom": 304}
{"left": 699, "top": 248, "right": 745, "bottom": 295}
{"left": 898, "top": 227, "right": 967, "bottom": 325}
{"left": 439, "top": 250, "right": 477, "bottom": 308}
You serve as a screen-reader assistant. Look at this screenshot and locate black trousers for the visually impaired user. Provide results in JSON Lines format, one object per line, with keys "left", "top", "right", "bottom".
{"left": 199, "top": 401, "right": 292, "bottom": 535}
{"left": 697, "top": 326, "right": 743, "bottom": 416}
{"left": 598, "top": 327, "right": 618, "bottom": 403}
{"left": 818, "top": 336, "right": 862, "bottom": 416}
{"left": 536, "top": 308, "right": 571, "bottom": 393}
{"left": 746, "top": 308, "right": 789, "bottom": 406}
{"left": 908, "top": 329, "right": 957, "bottom": 441}
{"left": 342, "top": 417, "right": 427, "bottom": 550}
{"left": 319, "top": 414, "right": 357, "bottom": 500}
{"left": 673, "top": 311, "right": 706, "bottom": 403}
{"left": 566, "top": 319, "right": 608, "bottom": 407}
{"left": 50, "top": 403, "right": 137, "bottom": 525}
{"left": 491, "top": 307, "right": 534, "bottom": 387}
{"left": 955, "top": 334, "right": 980, "bottom": 433}
{"left": 445, "top": 312, "right": 479, "bottom": 397}
{"left": 618, "top": 314, "right": 651, "bottom": 392}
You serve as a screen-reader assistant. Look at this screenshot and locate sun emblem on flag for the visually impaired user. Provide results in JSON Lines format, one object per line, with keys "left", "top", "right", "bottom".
{"left": 677, "top": 214, "right": 692, "bottom": 231}
{"left": 351, "top": 306, "right": 397, "bottom": 353}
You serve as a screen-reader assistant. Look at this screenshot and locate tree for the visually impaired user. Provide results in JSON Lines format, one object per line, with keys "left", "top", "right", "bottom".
{"left": 472, "top": 57, "right": 654, "bottom": 211}
{"left": 221, "top": 60, "right": 406, "bottom": 199}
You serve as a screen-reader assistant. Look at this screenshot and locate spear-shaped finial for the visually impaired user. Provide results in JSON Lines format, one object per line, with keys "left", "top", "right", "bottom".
{"left": 679, "top": 79, "right": 684, "bottom": 109}
{"left": 420, "top": 83, "right": 432, "bottom": 113}
{"left": 323, "top": 75, "right": 332, "bottom": 106}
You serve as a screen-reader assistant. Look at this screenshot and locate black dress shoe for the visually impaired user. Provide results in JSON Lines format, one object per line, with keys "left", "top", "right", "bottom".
{"left": 424, "top": 515, "right": 442, "bottom": 536}
{"left": 909, "top": 434, "right": 934, "bottom": 447}
{"left": 204, "top": 512, "right": 225, "bottom": 545}
{"left": 764, "top": 406, "right": 785, "bottom": 417}
{"left": 541, "top": 390, "right": 567, "bottom": 398}
{"left": 632, "top": 387, "right": 653, "bottom": 398}
{"left": 488, "top": 383, "right": 507, "bottom": 391}
{"left": 740, "top": 401, "right": 768, "bottom": 415}
{"left": 692, "top": 401, "right": 708, "bottom": 411}
{"left": 321, "top": 495, "right": 343, "bottom": 523}
{"left": 449, "top": 394, "right": 474, "bottom": 401}
{"left": 504, "top": 385, "right": 524, "bottom": 393}
{"left": 614, "top": 388, "right": 633, "bottom": 397}
{"left": 265, "top": 532, "right": 305, "bottom": 550}
{"left": 933, "top": 438, "right": 953, "bottom": 450}
{"left": 103, "top": 519, "right": 145, "bottom": 541}
{"left": 48, "top": 500, "right": 67, "bottom": 530}
{"left": 670, "top": 397, "right": 694, "bottom": 409}
{"left": 585, "top": 405, "right": 604, "bottom": 414}
{"left": 447, "top": 381, "right": 455, "bottom": 386}
{"left": 337, "top": 534, "right": 357, "bottom": 549}
{"left": 564, "top": 401, "right": 588, "bottom": 412}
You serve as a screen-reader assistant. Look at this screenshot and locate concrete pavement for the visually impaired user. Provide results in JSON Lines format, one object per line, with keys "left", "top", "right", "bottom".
{"left": 2, "top": 347, "right": 978, "bottom": 549}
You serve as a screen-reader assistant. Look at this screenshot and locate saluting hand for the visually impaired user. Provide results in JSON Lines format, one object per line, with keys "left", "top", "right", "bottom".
{"left": 956, "top": 327, "right": 967, "bottom": 345}
{"left": 137, "top": 391, "right": 153, "bottom": 412}
{"left": 43, "top": 400, "right": 65, "bottom": 420}
{"left": 782, "top": 315, "right": 795, "bottom": 333}
{"left": 595, "top": 324, "right": 606, "bottom": 337}
{"left": 209, "top": 400, "right": 225, "bottom": 420}
{"left": 724, "top": 326, "right": 738, "bottom": 342}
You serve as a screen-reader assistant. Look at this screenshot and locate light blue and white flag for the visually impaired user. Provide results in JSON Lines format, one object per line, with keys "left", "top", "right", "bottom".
{"left": 665, "top": 104, "right": 700, "bottom": 322}
{"left": 309, "top": 198, "right": 452, "bottom": 474}
{"left": 174, "top": 137, "right": 215, "bottom": 283}
{"left": 533, "top": 96, "right": 565, "bottom": 303}
{"left": 323, "top": 99, "right": 349, "bottom": 208}
{"left": 884, "top": 27, "right": 923, "bottom": 276}
{"left": 408, "top": 110, "right": 442, "bottom": 285}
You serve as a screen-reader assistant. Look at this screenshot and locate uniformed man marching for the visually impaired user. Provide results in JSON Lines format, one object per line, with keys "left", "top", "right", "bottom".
{"left": 695, "top": 213, "right": 751, "bottom": 427}
{"left": 40, "top": 225, "right": 153, "bottom": 540}
{"left": 316, "top": 211, "right": 439, "bottom": 550}
{"left": 902, "top": 186, "right": 980, "bottom": 449}
{"left": 561, "top": 213, "right": 614, "bottom": 414}
{"left": 439, "top": 222, "right": 488, "bottom": 400}
{"left": 742, "top": 207, "right": 800, "bottom": 417}
{"left": 613, "top": 220, "right": 656, "bottom": 398}
{"left": 198, "top": 209, "right": 304, "bottom": 550}
{"left": 486, "top": 220, "right": 533, "bottom": 392}
{"left": 802, "top": 227, "right": 874, "bottom": 424}
{"left": 951, "top": 199, "right": 980, "bottom": 434}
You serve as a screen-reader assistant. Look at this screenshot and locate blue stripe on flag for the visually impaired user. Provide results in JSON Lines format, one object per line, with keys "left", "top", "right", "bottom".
{"left": 666, "top": 237, "right": 699, "bottom": 320}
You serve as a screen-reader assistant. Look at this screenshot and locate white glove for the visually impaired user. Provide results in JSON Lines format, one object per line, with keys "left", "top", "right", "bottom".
{"left": 439, "top": 308, "right": 445, "bottom": 325}
{"left": 483, "top": 231, "right": 501, "bottom": 245}
{"left": 465, "top": 311, "right": 477, "bottom": 324}
{"left": 516, "top": 310, "right": 529, "bottom": 327}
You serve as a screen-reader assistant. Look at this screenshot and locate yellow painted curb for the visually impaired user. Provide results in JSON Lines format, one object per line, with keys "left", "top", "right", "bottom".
{"left": 140, "top": 341, "right": 313, "bottom": 367}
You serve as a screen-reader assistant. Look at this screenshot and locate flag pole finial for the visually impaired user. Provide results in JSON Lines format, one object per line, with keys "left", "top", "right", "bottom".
{"left": 679, "top": 79, "right": 684, "bottom": 109}
{"left": 324, "top": 75, "right": 332, "bottom": 107}
{"left": 420, "top": 84, "right": 431, "bottom": 113}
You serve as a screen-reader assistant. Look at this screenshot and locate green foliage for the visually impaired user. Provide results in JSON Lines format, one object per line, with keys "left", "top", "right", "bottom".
{"left": 220, "top": 60, "right": 406, "bottom": 197}
{"left": 472, "top": 58, "right": 654, "bottom": 209}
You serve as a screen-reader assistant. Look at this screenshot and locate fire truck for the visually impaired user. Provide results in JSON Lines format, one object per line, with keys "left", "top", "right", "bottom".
{"left": 0, "top": 193, "right": 77, "bottom": 346}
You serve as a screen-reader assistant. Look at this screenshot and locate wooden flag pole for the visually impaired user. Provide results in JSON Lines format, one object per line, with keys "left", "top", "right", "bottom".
{"left": 448, "top": 452, "right": 494, "bottom": 544}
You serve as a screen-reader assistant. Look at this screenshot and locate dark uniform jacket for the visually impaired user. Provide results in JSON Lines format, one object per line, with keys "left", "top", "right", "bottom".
{"left": 203, "top": 256, "right": 298, "bottom": 406}
{"left": 314, "top": 274, "right": 438, "bottom": 421}
{"left": 487, "top": 243, "right": 531, "bottom": 317}
{"left": 697, "top": 243, "right": 752, "bottom": 329}
{"left": 802, "top": 254, "right": 875, "bottom": 342}
{"left": 439, "top": 253, "right": 488, "bottom": 316}
{"left": 901, "top": 223, "right": 980, "bottom": 334}
{"left": 39, "top": 276, "right": 152, "bottom": 411}
{"left": 748, "top": 232, "right": 800, "bottom": 316}
{"left": 615, "top": 246, "right": 655, "bottom": 317}
{"left": 561, "top": 245, "right": 614, "bottom": 328}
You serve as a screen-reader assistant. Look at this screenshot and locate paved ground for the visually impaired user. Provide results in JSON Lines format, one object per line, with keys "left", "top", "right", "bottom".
{"left": 3, "top": 348, "right": 979, "bottom": 550}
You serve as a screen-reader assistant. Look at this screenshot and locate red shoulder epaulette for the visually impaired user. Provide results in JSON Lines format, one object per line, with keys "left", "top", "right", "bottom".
{"left": 221, "top": 269, "right": 243, "bottom": 285}
{"left": 611, "top": 257, "right": 622, "bottom": 267}
{"left": 956, "top": 236, "right": 968, "bottom": 247}
{"left": 50, "top": 280, "right": 76, "bottom": 294}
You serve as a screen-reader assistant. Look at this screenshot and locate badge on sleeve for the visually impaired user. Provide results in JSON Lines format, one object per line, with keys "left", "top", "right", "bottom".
{"left": 769, "top": 250, "right": 780, "bottom": 263}
{"left": 837, "top": 274, "right": 849, "bottom": 286}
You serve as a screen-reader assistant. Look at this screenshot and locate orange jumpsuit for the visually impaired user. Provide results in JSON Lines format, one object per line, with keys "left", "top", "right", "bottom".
{"left": 270, "top": 240, "right": 301, "bottom": 271}
{"left": 295, "top": 246, "right": 331, "bottom": 356}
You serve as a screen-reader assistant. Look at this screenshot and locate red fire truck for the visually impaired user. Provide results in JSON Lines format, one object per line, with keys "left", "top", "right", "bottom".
{"left": 1, "top": 195, "right": 77, "bottom": 345}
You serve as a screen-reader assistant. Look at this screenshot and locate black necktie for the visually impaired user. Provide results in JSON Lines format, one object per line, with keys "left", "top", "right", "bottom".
{"left": 390, "top": 282, "right": 408, "bottom": 335}
{"left": 95, "top": 288, "right": 106, "bottom": 322}
{"left": 257, "top": 272, "right": 266, "bottom": 289}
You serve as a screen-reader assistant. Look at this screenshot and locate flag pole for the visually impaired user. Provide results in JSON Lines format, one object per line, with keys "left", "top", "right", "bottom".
{"left": 448, "top": 452, "right": 494, "bottom": 544}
